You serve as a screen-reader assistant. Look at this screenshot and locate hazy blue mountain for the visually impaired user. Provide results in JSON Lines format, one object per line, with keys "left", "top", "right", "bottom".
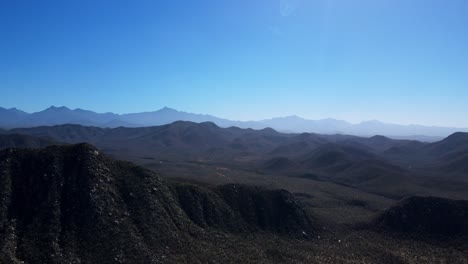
{"left": 258, "top": 116, "right": 352, "bottom": 134}
{"left": 19, "top": 106, "right": 124, "bottom": 127}
{"left": 1, "top": 106, "right": 133, "bottom": 128}
{"left": 120, "top": 106, "right": 229, "bottom": 126}
{"left": 120, "top": 106, "right": 264, "bottom": 130}
{"left": 0, "top": 107, "right": 29, "bottom": 127}
{"left": 346, "top": 120, "right": 461, "bottom": 139}
{"left": 0, "top": 106, "right": 467, "bottom": 139}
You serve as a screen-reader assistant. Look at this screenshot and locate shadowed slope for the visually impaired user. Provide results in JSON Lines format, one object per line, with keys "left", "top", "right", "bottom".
{"left": 0, "top": 144, "right": 313, "bottom": 263}
{"left": 0, "top": 134, "right": 59, "bottom": 150}
{"left": 375, "top": 196, "right": 468, "bottom": 237}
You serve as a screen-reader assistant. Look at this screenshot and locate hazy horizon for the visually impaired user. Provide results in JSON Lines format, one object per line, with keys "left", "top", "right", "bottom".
{"left": 2, "top": 105, "right": 468, "bottom": 131}
{"left": 1, "top": 0, "right": 468, "bottom": 127}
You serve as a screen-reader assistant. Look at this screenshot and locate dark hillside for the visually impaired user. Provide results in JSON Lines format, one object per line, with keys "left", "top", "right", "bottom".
{"left": 0, "top": 134, "right": 58, "bottom": 150}
{"left": 11, "top": 124, "right": 107, "bottom": 144}
{"left": 0, "top": 144, "right": 313, "bottom": 263}
{"left": 263, "top": 157, "right": 300, "bottom": 172}
{"left": 374, "top": 196, "right": 468, "bottom": 237}
{"left": 6, "top": 124, "right": 468, "bottom": 201}
{"left": 425, "top": 132, "right": 468, "bottom": 157}
{"left": 300, "top": 143, "right": 375, "bottom": 171}
{"left": 173, "top": 183, "right": 312, "bottom": 234}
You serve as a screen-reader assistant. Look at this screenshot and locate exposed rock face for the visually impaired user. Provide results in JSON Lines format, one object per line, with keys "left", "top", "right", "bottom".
{"left": 0, "top": 144, "right": 313, "bottom": 263}
{"left": 375, "top": 196, "right": 468, "bottom": 237}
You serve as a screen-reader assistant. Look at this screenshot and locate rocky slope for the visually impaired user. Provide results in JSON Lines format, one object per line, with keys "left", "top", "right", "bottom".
{"left": 0, "top": 144, "right": 313, "bottom": 263}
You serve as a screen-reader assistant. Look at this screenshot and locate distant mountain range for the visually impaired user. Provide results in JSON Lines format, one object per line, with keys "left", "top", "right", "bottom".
{"left": 3, "top": 122, "right": 468, "bottom": 197}
{"left": 1, "top": 106, "right": 467, "bottom": 140}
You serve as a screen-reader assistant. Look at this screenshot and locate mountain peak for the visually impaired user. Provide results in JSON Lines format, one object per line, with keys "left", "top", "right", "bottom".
{"left": 370, "top": 135, "right": 390, "bottom": 141}
{"left": 0, "top": 107, "right": 23, "bottom": 113}
{"left": 260, "top": 127, "right": 278, "bottom": 134}
{"left": 199, "top": 121, "right": 220, "bottom": 129}
{"left": 74, "top": 107, "right": 88, "bottom": 111}
{"left": 277, "top": 115, "right": 304, "bottom": 121}
{"left": 160, "top": 106, "right": 178, "bottom": 112}
{"left": 443, "top": 132, "right": 468, "bottom": 142}
{"left": 46, "top": 105, "right": 70, "bottom": 111}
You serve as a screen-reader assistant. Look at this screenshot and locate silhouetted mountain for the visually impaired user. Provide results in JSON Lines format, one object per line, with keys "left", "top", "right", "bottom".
{"left": 381, "top": 132, "right": 468, "bottom": 170}
{"left": 18, "top": 106, "right": 128, "bottom": 128}
{"left": 9, "top": 122, "right": 288, "bottom": 162}
{"left": 2, "top": 106, "right": 467, "bottom": 138}
{"left": 425, "top": 132, "right": 468, "bottom": 158}
{"left": 375, "top": 196, "right": 468, "bottom": 237}
{"left": 0, "top": 144, "right": 313, "bottom": 263}
{"left": 0, "top": 107, "right": 28, "bottom": 128}
{"left": 119, "top": 107, "right": 238, "bottom": 127}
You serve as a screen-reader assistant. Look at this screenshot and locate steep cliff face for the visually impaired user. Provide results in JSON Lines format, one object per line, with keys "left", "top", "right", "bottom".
{"left": 0, "top": 144, "right": 313, "bottom": 264}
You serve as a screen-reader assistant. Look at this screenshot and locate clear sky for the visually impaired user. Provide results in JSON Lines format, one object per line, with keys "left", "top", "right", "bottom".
{"left": 1, "top": 0, "right": 467, "bottom": 126}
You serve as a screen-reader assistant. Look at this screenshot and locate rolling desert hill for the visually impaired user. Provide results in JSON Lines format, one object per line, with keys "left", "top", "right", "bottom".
{"left": 0, "top": 142, "right": 466, "bottom": 262}
{"left": 4, "top": 123, "right": 468, "bottom": 201}
{"left": 0, "top": 123, "right": 467, "bottom": 262}
{"left": 424, "top": 132, "right": 468, "bottom": 158}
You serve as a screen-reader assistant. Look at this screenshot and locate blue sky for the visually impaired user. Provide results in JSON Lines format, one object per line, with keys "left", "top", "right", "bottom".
{"left": 1, "top": 0, "right": 467, "bottom": 126}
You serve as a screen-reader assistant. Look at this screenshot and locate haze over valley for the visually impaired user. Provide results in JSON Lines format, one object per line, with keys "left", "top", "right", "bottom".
{"left": 1, "top": 106, "right": 466, "bottom": 140}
